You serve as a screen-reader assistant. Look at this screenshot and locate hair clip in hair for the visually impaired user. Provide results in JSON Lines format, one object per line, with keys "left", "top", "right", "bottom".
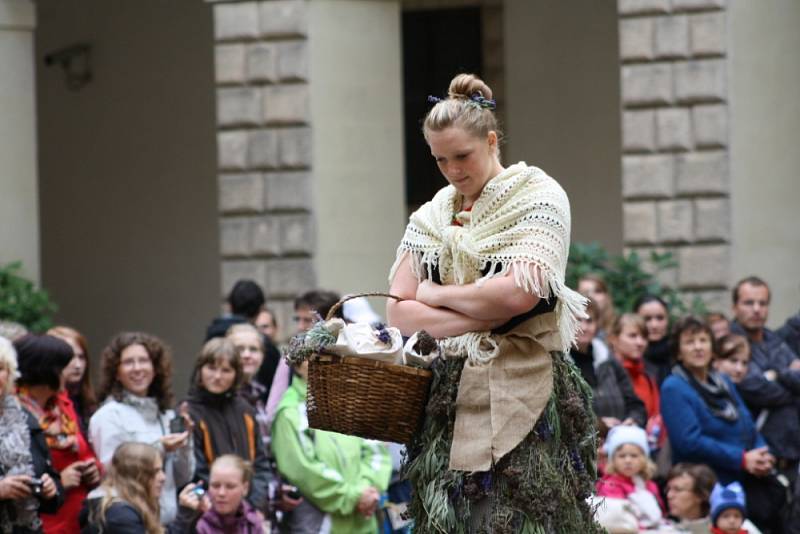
{"left": 427, "top": 95, "right": 444, "bottom": 104}
{"left": 468, "top": 93, "right": 496, "bottom": 111}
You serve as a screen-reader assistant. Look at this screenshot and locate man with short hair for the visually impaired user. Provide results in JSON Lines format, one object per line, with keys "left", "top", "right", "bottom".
{"left": 292, "top": 289, "right": 342, "bottom": 333}
{"left": 205, "top": 279, "right": 266, "bottom": 340}
{"left": 204, "top": 279, "right": 283, "bottom": 400}
{"left": 731, "top": 276, "right": 800, "bottom": 502}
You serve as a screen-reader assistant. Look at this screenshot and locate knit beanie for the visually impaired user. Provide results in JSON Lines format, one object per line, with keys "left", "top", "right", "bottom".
{"left": 604, "top": 424, "right": 649, "bottom": 458}
{"left": 710, "top": 481, "right": 746, "bottom": 524}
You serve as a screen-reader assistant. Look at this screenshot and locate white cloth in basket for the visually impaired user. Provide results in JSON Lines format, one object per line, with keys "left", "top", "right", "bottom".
{"left": 325, "top": 319, "right": 404, "bottom": 363}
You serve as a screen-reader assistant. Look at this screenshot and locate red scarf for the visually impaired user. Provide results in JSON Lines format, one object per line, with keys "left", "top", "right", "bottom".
{"left": 622, "top": 358, "right": 660, "bottom": 418}
{"left": 17, "top": 387, "right": 79, "bottom": 451}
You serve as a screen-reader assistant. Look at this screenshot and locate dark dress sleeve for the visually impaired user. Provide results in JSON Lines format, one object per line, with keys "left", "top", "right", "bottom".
{"left": 25, "top": 409, "right": 64, "bottom": 514}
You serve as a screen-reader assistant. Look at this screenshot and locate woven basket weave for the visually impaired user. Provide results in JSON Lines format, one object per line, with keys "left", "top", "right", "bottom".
{"left": 305, "top": 293, "right": 433, "bottom": 444}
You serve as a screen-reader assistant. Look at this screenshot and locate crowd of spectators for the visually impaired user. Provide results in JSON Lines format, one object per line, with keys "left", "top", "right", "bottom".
{"left": 575, "top": 274, "right": 800, "bottom": 534}
{"left": 0, "top": 281, "right": 394, "bottom": 534}
{"left": 0, "top": 273, "right": 798, "bottom": 534}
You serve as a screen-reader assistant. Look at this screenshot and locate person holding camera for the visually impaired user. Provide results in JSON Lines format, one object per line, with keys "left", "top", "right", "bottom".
{"left": 13, "top": 334, "right": 97, "bottom": 534}
{"left": 82, "top": 442, "right": 207, "bottom": 534}
{"left": 89, "top": 332, "right": 194, "bottom": 525}
{"left": 195, "top": 454, "right": 264, "bottom": 534}
{"left": 185, "top": 338, "right": 272, "bottom": 517}
{"left": 0, "top": 336, "right": 62, "bottom": 534}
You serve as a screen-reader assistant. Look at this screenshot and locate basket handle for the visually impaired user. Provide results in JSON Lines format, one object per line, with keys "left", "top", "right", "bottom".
{"left": 326, "top": 292, "right": 405, "bottom": 321}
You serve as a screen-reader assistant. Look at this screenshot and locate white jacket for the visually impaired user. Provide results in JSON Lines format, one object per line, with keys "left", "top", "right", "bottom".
{"left": 88, "top": 397, "right": 194, "bottom": 524}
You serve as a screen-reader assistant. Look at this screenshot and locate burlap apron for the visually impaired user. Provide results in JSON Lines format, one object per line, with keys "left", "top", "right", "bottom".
{"left": 446, "top": 311, "right": 562, "bottom": 472}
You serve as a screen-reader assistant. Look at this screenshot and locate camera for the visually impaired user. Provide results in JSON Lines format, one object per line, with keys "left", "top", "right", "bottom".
{"left": 169, "top": 417, "right": 186, "bottom": 434}
{"left": 28, "top": 477, "right": 43, "bottom": 496}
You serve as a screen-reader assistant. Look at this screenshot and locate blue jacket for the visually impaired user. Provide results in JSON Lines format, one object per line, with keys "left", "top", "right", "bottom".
{"left": 661, "top": 372, "right": 766, "bottom": 484}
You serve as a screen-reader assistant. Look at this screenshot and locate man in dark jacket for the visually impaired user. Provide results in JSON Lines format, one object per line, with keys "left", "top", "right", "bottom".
{"left": 777, "top": 309, "right": 800, "bottom": 358}
{"left": 205, "top": 279, "right": 267, "bottom": 340}
{"left": 730, "top": 277, "right": 800, "bottom": 507}
{"left": 204, "top": 279, "right": 282, "bottom": 398}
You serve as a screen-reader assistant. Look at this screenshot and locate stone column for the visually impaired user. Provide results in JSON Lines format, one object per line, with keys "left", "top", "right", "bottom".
{"left": 210, "top": 0, "right": 406, "bottom": 331}
{"left": 0, "top": 0, "right": 40, "bottom": 282}
{"left": 618, "top": 0, "right": 730, "bottom": 311}
{"left": 210, "top": 0, "right": 315, "bottom": 329}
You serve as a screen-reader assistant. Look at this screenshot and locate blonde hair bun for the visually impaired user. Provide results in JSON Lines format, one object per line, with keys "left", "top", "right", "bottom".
{"left": 447, "top": 73, "right": 493, "bottom": 100}
{"left": 424, "top": 73, "right": 501, "bottom": 143}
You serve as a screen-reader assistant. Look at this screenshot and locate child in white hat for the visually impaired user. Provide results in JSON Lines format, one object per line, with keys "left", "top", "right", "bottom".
{"left": 596, "top": 425, "right": 665, "bottom": 530}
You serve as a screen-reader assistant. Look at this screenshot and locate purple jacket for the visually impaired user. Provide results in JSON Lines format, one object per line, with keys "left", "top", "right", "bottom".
{"left": 195, "top": 501, "right": 263, "bottom": 534}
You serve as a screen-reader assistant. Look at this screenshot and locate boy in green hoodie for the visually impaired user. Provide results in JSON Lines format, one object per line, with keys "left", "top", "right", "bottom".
{"left": 271, "top": 360, "right": 392, "bottom": 534}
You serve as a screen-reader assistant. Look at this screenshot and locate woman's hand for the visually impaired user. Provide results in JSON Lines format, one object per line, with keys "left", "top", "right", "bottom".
{"left": 161, "top": 431, "right": 190, "bottom": 452}
{"left": 81, "top": 460, "right": 101, "bottom": 487}
{"left": 743, "top": 446, "right": 774, "bottom": 476}
{"left": 40, "top": 474, "right": 57, "bottom": 500}
{"left": 356, "top": 486, "right": 380, "bottom": 517}
{"left": 178, "top": 482, "right": 210, "bottom": 513}
{"left": 60, "top": 462, "right": 84, "bottom": 490}
{"left": 276, "top": 484, "right": 303, "bottom": 512}
{"left": 413, "top": 267, "right": 539, "bottom": 322}
{"left": 416, "top": 280, "right": 442, "bottom": 308}
{"left": 0, "top": 475, "right": 32, "bottom": 500}
{"left": 389, "top": 253, "right": 511, "bottom": 337}
{"left": 178, "top": 402, "right": 195, "bottom": 434}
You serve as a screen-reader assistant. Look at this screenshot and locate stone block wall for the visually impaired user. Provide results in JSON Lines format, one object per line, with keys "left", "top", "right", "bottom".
{"left": 212, "top": 0, "right": 314, "bottom": 334}
{"left": 618, "top": 0, "right": 730, "bottom": 312}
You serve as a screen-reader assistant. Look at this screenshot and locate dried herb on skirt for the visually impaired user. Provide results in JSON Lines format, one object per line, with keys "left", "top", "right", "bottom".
{"left": 403, "top": 352, "right": 604, "bottom": 534}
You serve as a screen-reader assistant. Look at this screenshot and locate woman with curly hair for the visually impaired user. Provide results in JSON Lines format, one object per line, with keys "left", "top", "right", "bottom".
{"left": 88, "top": 332, "right": 194, "bottom": 524}
{"left": 83, "top": 442, "right": 206, "bottom": 534}
{"left": 47, "top": 326, "right": 97, "bottom": 437}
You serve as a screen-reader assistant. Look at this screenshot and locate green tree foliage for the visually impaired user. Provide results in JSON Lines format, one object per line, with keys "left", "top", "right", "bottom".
{"left": 566, "top": 242, "right": 706, "bottom": 317}
{"left": 0, "top": 262, "right": 57, "bottom": 333}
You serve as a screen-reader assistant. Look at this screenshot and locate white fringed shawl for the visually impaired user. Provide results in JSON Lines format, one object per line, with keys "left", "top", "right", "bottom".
{"left": 389, "top": 162, "right": 586, "bottom": 354}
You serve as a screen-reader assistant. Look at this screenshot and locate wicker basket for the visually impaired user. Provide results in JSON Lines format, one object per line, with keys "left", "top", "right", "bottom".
{"left": 305, "top": 293, "right": 433, "bottom": 444}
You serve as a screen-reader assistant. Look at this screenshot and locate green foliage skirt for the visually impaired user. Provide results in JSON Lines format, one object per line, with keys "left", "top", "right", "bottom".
{"left": 404, "top": 352, "right": 604, "bottom": 534}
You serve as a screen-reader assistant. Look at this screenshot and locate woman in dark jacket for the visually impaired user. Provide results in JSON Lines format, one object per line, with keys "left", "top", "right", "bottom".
{"left": 14, "top": 335, "right": 101, "bottom": 534}
{"left": 186, "top": 338, "right": 272, "bottom": 514}
{"left": 569, "top": 300, "right": 646, "bottom": 429}
{"left": 0, "top": 337, "right": 62, "bottom": 534}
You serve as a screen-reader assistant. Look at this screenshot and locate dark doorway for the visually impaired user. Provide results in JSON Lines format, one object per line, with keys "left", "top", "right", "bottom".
{"left": 402, "top": 8, "right": 482, "bottom": 212}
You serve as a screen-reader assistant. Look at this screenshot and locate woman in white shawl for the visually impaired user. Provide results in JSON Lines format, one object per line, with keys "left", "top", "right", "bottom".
{"left": 387, "top": 73, "right": 602, "bottom": 533}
